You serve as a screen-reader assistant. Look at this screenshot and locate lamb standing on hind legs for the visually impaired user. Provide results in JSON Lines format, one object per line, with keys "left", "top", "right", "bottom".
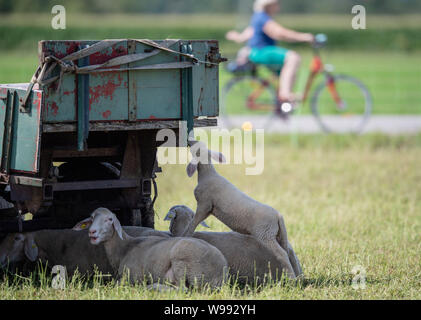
{"left": 183, "top": 140, "right": 298, "bottom": 279}
{"left": 165, "top": 205, "right": 303, "bottom": 284}
{"left": 73, "top": 207, "right": 228, "bottom": 289}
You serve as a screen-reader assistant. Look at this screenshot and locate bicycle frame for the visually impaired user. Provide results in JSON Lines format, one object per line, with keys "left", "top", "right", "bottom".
{"left": 244, "top": 45, "right": 345, "bottom": 112}
{"left": 223, "top": 35, "right": 372, "bottom": 133}
{"left": 302, "top": 47, "right": 344, "bottom": 109}
{"left": 301, "top": 49, "right": 323, "bottom": 103}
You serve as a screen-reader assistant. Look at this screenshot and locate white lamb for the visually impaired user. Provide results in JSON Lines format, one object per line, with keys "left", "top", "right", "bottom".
{"left": 73, "top": 207, "right": 228, "bottom": 288}
{"left": 182, "top": 140, "right": 296, "bottom": 278}
{"left": 0, "top": 226, "right": 170, "bottom": 277}
{"left": 165, "top": 205, "right": 303, "bottom": 284}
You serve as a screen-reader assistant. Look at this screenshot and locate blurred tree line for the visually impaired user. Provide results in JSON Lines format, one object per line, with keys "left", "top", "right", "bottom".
{"left": 1, "top": 0, "right": 420, "bottom": 14}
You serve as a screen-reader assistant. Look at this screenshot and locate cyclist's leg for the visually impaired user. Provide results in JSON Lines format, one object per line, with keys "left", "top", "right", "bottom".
{"left": 249, "top": 46, "right": 301, "bottom": 101}
{"left": 279, "top": 50, "right": 301, "bottom": 102}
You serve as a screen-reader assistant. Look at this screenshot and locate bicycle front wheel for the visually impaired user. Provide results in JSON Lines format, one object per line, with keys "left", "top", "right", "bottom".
{"left": 220, "top": 76, "right": 277, "bottom": 130}
{"left": 311, "top": 74, "right": 372, "bottom": 133}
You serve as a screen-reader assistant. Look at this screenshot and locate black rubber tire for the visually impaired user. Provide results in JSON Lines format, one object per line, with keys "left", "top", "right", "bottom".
{"left": 311, "top": 74, "right": 372, "bottom": 134}
{"left": 52, "top": 161, "right": 122, "bottom": 227}
{"left": 221, "top": 76, "right": 277, "bottom": 129}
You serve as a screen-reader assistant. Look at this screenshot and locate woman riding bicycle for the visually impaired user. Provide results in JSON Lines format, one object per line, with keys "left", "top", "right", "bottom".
{"left": 226, "top": 0, "right": 314, "bottom": 104}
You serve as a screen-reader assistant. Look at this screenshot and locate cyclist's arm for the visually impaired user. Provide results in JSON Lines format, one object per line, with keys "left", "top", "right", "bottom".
{"left": 226, "top": 27, "right": 254, "bottom": 43}
{"left": 263, "top": 20, "right": 313, "bottom": 43}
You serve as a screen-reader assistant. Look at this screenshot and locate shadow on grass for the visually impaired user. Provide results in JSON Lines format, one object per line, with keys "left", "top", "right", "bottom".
{"left": 296, "top": 274, "right": 390, "bottom": 289}
{"left": 0, "top": 262, "right": 114, "bottom": 290}
{"left": 1, "top": 264, "right": 389, "bottom": 295}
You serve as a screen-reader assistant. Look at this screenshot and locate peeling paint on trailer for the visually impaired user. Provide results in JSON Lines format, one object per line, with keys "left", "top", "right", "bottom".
{"left": 39, "top": 40, "right": 220, "bottom": 122}
{"left": 89, "top": 73, "right": 124, "bottom": 106}
{"left": 63, "top": 89, "right": 76, "bottom": 96}
{"left": 102, "top": 110, "right": 111, "bottom": 119}
{"left": 89, "top": 45, "right": 128, "bottom": 65}
{"left": 44, "top": 41, "right": 81, "bottom": 59}
{"left": 34, "top": 92, "right": 42, "bottom": 112}
{"left": 50, "top": 102, "right": 59, "bottom": 116}
{"left": 32, "top": 90, "right": 43, "bottom": 172}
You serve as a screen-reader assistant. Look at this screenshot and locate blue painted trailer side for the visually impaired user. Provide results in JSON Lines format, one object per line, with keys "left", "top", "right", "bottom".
{"left": 191, "top": 41, "right": 219, "bottom": 117}
{"left": 0, "top": 85, "right": 42, "bottom": 173}
{"left": 0, "top": 39, "right": 222, "bottom": 175}
{"left": 130, "top": 40, "right": 182, "bottom": 120}
{"left": 39, "top": 40, "right": 220, "bottom": 123}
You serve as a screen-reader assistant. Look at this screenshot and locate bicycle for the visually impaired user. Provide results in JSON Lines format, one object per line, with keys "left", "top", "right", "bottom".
{"left": 221, "top": 34, "right": 372, "bottom": 133}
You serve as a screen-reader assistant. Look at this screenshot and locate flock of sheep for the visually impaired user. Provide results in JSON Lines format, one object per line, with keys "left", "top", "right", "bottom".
{"left": 0, "top": 141, "right": 302, "bottom": 289}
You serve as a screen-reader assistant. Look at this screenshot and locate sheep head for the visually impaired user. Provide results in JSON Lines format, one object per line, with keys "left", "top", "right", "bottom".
{"left": 73, "top": 207, "right": 123, "bottom": 244}
{"left": 164, "top": 205, "right": 210, "bottom": 236}
{"left": 0, "top": 233, "right": 38, "bottom": 267}
{"left": 186, "top": 140, "right": 226, "bottom": 177}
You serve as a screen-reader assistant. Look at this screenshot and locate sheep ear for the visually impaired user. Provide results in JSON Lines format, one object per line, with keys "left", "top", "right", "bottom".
{"left": 24, "top": 235, "right": 38, "bottom": 262}
{"left": 210, "top": 150, "right": 226, "bottom": 163}
{"left": 164, "top": 210, "right": 175, "bottom": 221}
{"left": 187, "top": 139, "right": 198, "bottom": 147}
{"left": 186, "top": 161, "right": 198, "bottom": 177}
{"left": 72, "top": 217, "right": 92, "bottom": 231}
{"left": 112, "top": 215, "right": 124, "bottom": 240}
{"left": 200, "top": 221, "right": 210, "bottom": 228}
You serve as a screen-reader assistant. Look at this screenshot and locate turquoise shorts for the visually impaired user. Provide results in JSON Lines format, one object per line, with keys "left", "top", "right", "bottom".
{"left": 249, "top": 46, "right": 289, "bottom": 67}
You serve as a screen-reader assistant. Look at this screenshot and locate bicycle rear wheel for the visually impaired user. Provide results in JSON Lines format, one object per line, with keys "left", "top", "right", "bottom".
{"left": 311, "top": 74, "right": 372, "bottom": 133}
{"left": 220, "top": 76, "right": 277, "bottom": 130}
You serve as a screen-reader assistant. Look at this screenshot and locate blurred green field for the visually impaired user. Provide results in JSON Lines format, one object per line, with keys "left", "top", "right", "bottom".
{"left": 3, "top": 13, "right": 421, "bottom": 29}
{"left": 1, "top": 134, "right": 420, "bottom": 299}
{"left": 0, "top": 49, "right": 419, "bottom": 114}
{"left": 221, "top": 49, "right": 421, "bottom": 115}
{"left": 1, "top": 13, "right": 421, "bottom": 52}
{"left": 0, "top": 13, "right": 420, "bottom": 114}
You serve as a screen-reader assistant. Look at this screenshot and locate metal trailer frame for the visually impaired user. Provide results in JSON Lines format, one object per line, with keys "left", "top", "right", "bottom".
{"left": 0, "top": 39, "right": 225, "bottom": 234}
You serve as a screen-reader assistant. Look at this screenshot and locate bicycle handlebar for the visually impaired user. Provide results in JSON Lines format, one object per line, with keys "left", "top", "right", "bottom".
{"left": 313, "top": 33, "right": 328, "bottom": 49}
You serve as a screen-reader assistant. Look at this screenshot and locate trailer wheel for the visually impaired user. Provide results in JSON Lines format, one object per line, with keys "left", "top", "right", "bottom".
{"left": 49, "top": 161, "right": 124, "bottom": 228}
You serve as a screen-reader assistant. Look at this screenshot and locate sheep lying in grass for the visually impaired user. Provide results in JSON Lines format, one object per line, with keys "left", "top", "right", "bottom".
{"left": 0, "top": 226, "right": 170, "bottom": 277}
{"left": 123, "top": 226, "right": 171, "bottom": 238}
{"left": 165, "top": 205, "right": 303, "bottom": 284}
{"left": 183, "top": 140, "right": 296, "bottom": 278}
{"left": 0, "top": 229, "right": 113, "bottom": 276}
{"left": 0, "top": 234, "right": 36, "bottom": 277}
{"left": 73, "top": 207, "right": 228, "bottom": 289}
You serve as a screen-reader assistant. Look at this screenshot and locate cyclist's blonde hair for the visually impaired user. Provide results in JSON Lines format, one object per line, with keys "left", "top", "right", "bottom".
{"left": 253, "top": 0, "right": 279, "bottom": 12}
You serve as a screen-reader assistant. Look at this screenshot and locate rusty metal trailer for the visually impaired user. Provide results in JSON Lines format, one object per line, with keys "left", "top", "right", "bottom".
{"left": 0, "top": 39, "right": 224, "bottom": 234}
